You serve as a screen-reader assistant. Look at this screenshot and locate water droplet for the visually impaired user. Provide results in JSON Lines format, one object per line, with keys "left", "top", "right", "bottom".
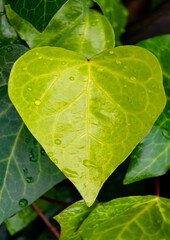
{"left": 19, "top": 199, "right": 28, "bottom": 208}
{"left": 52, "top": 158, "right": 58, "bottom": 164}
{"left": 48, "top": 152, "right": 53, "bottom": 157}
{"left": 97, "top": 68, "right": 103, "bottom": 72}
{"left": 29, "top": 150, "right": 38, "bottom": 162}
{"left": 35, "top": 52, "right": 39, "bottom": 56}
{"left": 40, "top": 149, "right": 45, "bottom": 156}
{"left": 130, "top": 77, "right": 136, "bottom": 81}
{"left": 109, "top": 50, "right": 114, "bottom": 55}
{"left": 55, "top": 139, "right": 62, "bottom": 145}
{"left": 162, "top": 129, "right": 170, "bottom": 139}
{"left": 27, "top": 87, "right": 32, "bottom": 91}
{"left": 26, "top": 177, "right": 34, "bottom": 183}
{"left": 62, "top": 61, "right": 66, "bottom": 65}
{"left": 63, "top": 168, "right": 79, "bottom": 178}
{"left": 116, "top": 59, "right": 121, "bottom": 65}
{"left": 0, "top": 12, "right": 4, "bottom": 16}
{"left": 69, "top": 76, "right": 74, "bottom": 80}
{"left": 38, "top": 56, "right": 42, "bottom": 59}
{"left": 34, "top": 99, "right": 41, "bottom": 106}
{"left": 23, "top": 168, "right": 28, "bottom": 176}
{"left": 83, "top": 160, "right": 97, "bottom": 168}
{"left": 7, "top": 46, "right": 13, "bottom": 52}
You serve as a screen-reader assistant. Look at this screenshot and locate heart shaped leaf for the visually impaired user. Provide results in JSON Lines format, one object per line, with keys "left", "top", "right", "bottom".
{"left": 55, "top": 196, "right": 170, "bottom": 240}
{"left": 8, "top": 46, "right": 166, "bottom": 206}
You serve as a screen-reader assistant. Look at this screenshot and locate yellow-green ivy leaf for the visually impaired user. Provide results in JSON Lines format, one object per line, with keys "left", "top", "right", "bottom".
{"left": 5, "top": 2, "right": 114, "bottom": 58}
{"left": 8, "top": 46, "right": 166, "bottom": 206}
{"left": 55, "top": 196, "right": 170, "bottom": 240}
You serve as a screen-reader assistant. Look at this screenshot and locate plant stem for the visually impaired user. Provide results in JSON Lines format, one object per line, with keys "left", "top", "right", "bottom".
{"left": 32, "top": 202, "right": 60, "bottom": 239}
{"left": 155, "top": 177, "right": 160, "bottom": 196}
{"left": 40, "top": 196, "right": 72, "bottom": 206}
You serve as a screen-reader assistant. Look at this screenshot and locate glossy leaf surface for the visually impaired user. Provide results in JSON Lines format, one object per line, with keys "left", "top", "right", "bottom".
{"left": 8, "top": 0, "right": 68, "bottom": 32}
{"left": 8, "top": 46, "right": 166, "bottom": 206}
{"left": 55, "top": 196, "right": 170, "bottom": 240}
{"left": 0, "top": 0, "right": 18, "bottom": 47}
{"left": 124, "top": 35, "right": 170, "bottom": 184}
{"left": 5, "top": 3, "right": 114, "bottom": 58}
{"left": 0, "top": 44, "right": 65, "bottom": 224}
{"left": 93, "top": 0, "right": 128, "bottom": 44}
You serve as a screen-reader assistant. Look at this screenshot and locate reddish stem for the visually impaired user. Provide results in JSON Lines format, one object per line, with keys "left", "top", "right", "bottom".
{"left": 40, "top": 196, "right": 72, "bottom": 207}
{"left": 32, "top": 202, "right": 60, "bottom": 239}
{"left": 155, "top": 177, "right": 160, "bottom": 196}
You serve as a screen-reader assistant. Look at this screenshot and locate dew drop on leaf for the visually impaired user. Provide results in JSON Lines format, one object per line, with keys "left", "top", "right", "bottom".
{"left": 63, "top": 168, "right": 79, "bottom": 178}
{"left": 29, "top": 150, "right": 38, "bottom": 162}
{"left": 26, "top": 177, "right": 34, "bottom": 183}
{"left": 40, "top": 148, "right": 46, "bottom": 156}
{"left": 162, "top": 129, "right": 170, "bottom": 139}
{"left": 116, "top": 59, "right": 121, "bottom": 65}
{"left": 52, "top": 158, "right": 58, "bottom": 164}
{"left": 109, "top": 50, "right": 114, "bottom": 55}
{"left": 27, "top": 87, "right": 32, "bottom": 91}
{"left": 55, "top": 139, "right": 62, "bottom": 145}
{"left": 7, "top": 46, "right": 13, "bottom": 52}
{"left": 62, "top": 61, "right": 66, "bottom": 65}
{"left": 69, "top": 76, "right": 74, "bottom": 80}
{"left": 34, "top": 99, "right": 41, "bottom": 106}
{"left": 48, "top": 152, "right": 53, "bottom": 157}
{"left": 19, "top": 199, "right": 28, "bottom": 208}
{"left": 23, "top": 168, "right": 28, "bottom": 176}
{"left": 130, "top": 76, "right": 136, "bottom": 81}
{"left": 83, "top": 160, "right": 97, "bottom": 168}
{"left": 38, "top": 56, "right": 42, "bottom": 59}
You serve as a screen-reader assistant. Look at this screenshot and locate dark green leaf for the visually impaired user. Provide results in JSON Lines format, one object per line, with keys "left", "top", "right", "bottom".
{"left": 93, "top": 0, "right": 128, "bottom": 45}
{"left": 0, "top": 44, "right": 65, "bottom": 224}
{"left": 124, "top": 35, "right": 170, "bottom": 184}
{"left": 0, "top": 0, "right": 18, "bottom": 47}
{"left": 5, "top": 1, "right": 114, "bottom": 58}
{"left": 8, "top": 0, "right": 68, "bottom": 32}
{"left": 55, "top": 196, "right": 170, "bottom": 240}
{"left": 8, "top": 46, "right": 166, "bottom": 206}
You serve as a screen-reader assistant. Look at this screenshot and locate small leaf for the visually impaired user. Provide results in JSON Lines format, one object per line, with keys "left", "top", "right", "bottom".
{"left": 93, "top": 0, "right": 128, "bottom": 45}
{"left": 0, "top": 0, "right": 18, "bottom": 47}
{"left": 55, "top": 196, "right": 170, "bottom": 240}
{"left": 8, "top": 0, "right": 68, "bottom": 32}
{"left": 5, "top": 3, "right": 114, "bottom": 58}
{"left": 124, "top": 35, "right": 170, "bottom": 184}
{"left": 0, "top": 44, "right": 65, "bottom": 224}
{"left": 8, "top": 46, "right": 166, "bottom": 206}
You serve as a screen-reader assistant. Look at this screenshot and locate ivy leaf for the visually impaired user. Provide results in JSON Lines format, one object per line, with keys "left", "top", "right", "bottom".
{"left": 5, "top": 2, "right": 114, "bottom": 58}
{"left": 0, "top": 0, "right": 18, "bottom": 47}
{"left": 0, "top": 44, "right": 65, "bottom": 224}
{"left": 55, "top": 196, "right": 170, "bottom": 240}
{"left": 8, "top": 46, "right": 166, "bottom": 206}
{"left": 8, "top": 0, "right": 68, "bottom": 32}
{"left": 124, "top": 35, "right": 170, "bottom": 184}
{"left": 93, "top": 0, "right": 128, "bottom": 45}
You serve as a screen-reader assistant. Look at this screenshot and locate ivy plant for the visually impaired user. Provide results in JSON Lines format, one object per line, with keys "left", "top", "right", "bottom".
{"left": 0, "top": 0, "right": 169, "bottom": 239}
